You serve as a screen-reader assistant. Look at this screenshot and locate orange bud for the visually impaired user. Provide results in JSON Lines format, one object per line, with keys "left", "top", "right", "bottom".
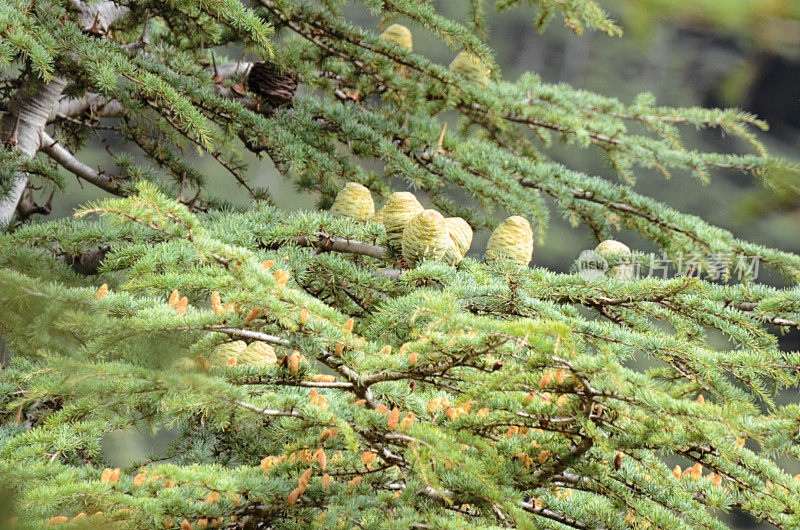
{"left": 708, "top": 473, "right": 722, "bottom": 488}
{"left": 198, "top": 519, "right": 208, "bottom": 529}
{"left": 553, "top": 369, "right": 566, "bottom": 384}
{"left": 379, "top": 345, "right": 392, "bottom": 355}
{"left": 206, "top": 491, "right": 220, "bottom": 503}
{"left": 320, "top": 428, "right": 338, "bottom": 442}
{"left": 354, "top": 399, "right": 367, "bottom": 406}
{"left": 289, "top": 351, "right": 300, "bottom": 375}
{"left": 387, "top": 408, "right": 400, "bottom": 430}
{"left": 298, "top": 308, "right": 310, "bottom": 325}
{"left": 181, "top": 520, "right": 192, "bottom": 530}
{"left": 261, "top": 260, "right": 274, "bottom": 270}
{"left": 672, "top": 465, "right": 682, "bottom": 479}
{"left": 163, "top": 518, "right": 173, "bottom": 529}
{"left": 47, "top": 517, "right": 69, "bottom": 526}
{"left": 334, "top": 342, "right": 345, "bottom": 355}
{"left": 314, "top": 448, "right": 327, "bottom": 470}
{"left": 343, "top": 318, "right": 354, "bottom": 333}
{"left": 95, "top": 283, "right": 108, "bottom": 300}
{"left": 690, "top": 463, "right": 703, "bottom": 481}
{"left": 244, "top": 307, "right": 261, "bottom": 325}
{"left": 287, "top": 487, "right": 302, "bottom": 506}
{"left": 100, "top": 468, "right": 115, "bottom": 483}
{"left": 211, "top": 291, "right": 223, "bottom": 315}
{"left": 133, "top": 473, "right": 147, "bottom": 486}
{"left": 562, "top": 488, "right": 573, "bottom": 500}
{"left": 696, "top": 394, "right": 705, "bottom": 405}
{"left": 537, "top": 450, "right": 550, "bottom": 464}
{"left": 322, "top": 473, "right": 332, "bottom": 490}
{"left": 408, "top": 351, "right": 417, "bottom": 365}
{"left": 299, "top": 468, "right": 313, "bottom": 487}
{"left": 400, "top": 412, "right": 415, "bottom": 429}
{"left": 556, "top": 395, "right": 569, "bottom": 408}
{"left": 538, "top": 371, "right": 552, "bottom": 389}
{"left": 736, "top": 438, "right": 746, "bottom": 448}
{"left": 168, "top": 289, "right": 180, "bottom": 307}
{"left": 348, "top": 476, "right": 362, "bottom": 491}
{"left": 274, "top": 269, "right": 289, "bottom": 290}
{"left": 260, "top": 456, "right": 278, "bottom": 472}
{"left": 514, "top": 452, "right": 533, "bottom": 469}
{"left": 506, "top": 426, "right": 519, "bottom": 438}
{"left": 176, "top": 296, "right": 189, "bottom": 315}
{"left": 477, "top": 407, "right": 489, "bottom": 418}
{"left": 376, "top": 404, "right": 389, "bottom": 414}
{"left": 73, "top": 513, "right": 86, "bottom": 520}
{"left": 312, "top": 374, "right": 336, "bottom": 383}
{"left": 361, "top": 451, "right": 377, "bottom": 467}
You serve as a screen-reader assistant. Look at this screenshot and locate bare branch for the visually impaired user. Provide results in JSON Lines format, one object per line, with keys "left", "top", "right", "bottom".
{"left": 39, "top": 131, "right": 126, "bottom": 195}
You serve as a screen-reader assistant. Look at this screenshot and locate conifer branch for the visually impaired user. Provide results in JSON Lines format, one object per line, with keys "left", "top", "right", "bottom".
{"left": 39, "top": 132, "right": 126, "bottom": 195}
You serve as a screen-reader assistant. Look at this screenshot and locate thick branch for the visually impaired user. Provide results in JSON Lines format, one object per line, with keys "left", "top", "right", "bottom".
{"left": 39, "top": 132, "right": 126, "bottom": 195}
{"left": 70, "top": 1, "right": 130, "bottom": 35}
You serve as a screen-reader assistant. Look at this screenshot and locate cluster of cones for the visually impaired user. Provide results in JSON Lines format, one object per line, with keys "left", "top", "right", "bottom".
{"left": 330, "top": 182, "right": 534, "bottom": 268}
{"left": 380, "top": 24, "right": 491, "bottom": 87}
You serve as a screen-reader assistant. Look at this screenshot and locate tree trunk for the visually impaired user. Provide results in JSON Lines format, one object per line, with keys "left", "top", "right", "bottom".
{"left": 0, "top": 76, "right": 68, "bottom": 227}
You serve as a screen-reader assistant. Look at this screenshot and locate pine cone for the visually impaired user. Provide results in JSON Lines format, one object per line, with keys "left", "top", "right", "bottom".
{"left": 238, "top": 341, "right": 278, "bottom": 366}
{"left": 246, "top": 62, "right": 297, "bottom": 108}
{"left": 595, "top": 240, "right": 633, "bottom": 279}
{"left": 380, "top": 24, "right": 413, "bottom": 51}
{"left": 449, "top": 51, "right": 491, "bottom": 87}
{"left": 382, "top": 192, "right": 424, "bottom": 250}
{"left": 485, "top": 216, "right": 534, "bottom": 267}
{"left": 402, "top": 209, "right": 451, "bottom": 266}
{"left": 445, "top": 217, "right": 473, "bottom": 255}
{"left": 208, "top": 340, "right": 247, "bottom": 367}
{"left": 330, "top": 182, "right": 375, "bottom": 221}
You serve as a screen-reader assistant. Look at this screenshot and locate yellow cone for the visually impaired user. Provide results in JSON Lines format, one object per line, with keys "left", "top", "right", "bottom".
{"left": 382, "top": 192, "right": 424, "bottom": 250}
{"left": 449, "top": 51, "right": 490, "bottom": 87}
{"left": 208, "top": 340, "right": 247, "bottom": 367}
{"left": 330, "top": 182, "right": 375, "bottom": 221}
{"left": 370, "top": 208, "right": 385, "bottom": 226}
{"left": 380, "top": 24, "right": 412, "bottom": 52}
{"left": 402, "top": 210, "right": 451, "bottom": 266}
{"left": 445, "top": 217, "right": 472, "bottom": 255}
{"left": 595, "top": 240, "right": 633, "bottom": 279}
{"left": 238, "top": 341, "right": 278, "bottom": 366}
{"left": 485, "top": 216, "right": 534, "bottom": 267}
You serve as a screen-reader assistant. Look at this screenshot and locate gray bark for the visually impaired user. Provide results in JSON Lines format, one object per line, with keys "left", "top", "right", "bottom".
{"left": 0, "top": 77, "right": 68, "bottom": 228}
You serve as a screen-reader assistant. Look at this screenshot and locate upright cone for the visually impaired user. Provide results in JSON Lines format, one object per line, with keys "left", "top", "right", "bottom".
{"left": 382, "top": 192, "right": 424, "bottom": 250}
{"left": 595, "top": 240, "right": 633, "bottom": 279}
{"left": 330, "top": 182, "right": 375, "bottom": 221}
{"left": 445, "top": 217, "right": 473, "bottom": 256}
{"left": 485, "top": 216, "right": 534, "bottom": 267}
{"left": 380, "top": 24, "right": 413, "bottom": 51}
{"left": 402, "top": 210, "right": 451, "bottom": 266}
{"left": 449, "top": 51, "right": 491, "bottom": 87}
{"left": 238, "top": 341, "right": 278, "bottom": 366}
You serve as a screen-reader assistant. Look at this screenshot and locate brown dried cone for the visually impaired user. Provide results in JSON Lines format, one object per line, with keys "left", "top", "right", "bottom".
{"left": 595, "top": 240, "right": 633, "bottom": 279}
{"left": 485, "top": 216, "right": 534, "bottom": 267}
{"left": 402, "top": 210, "right": 451, "bottom": 266}
{"left": 246, "top": 62, "right": 298, "bottom": 108}
{"left": 445, "top": 217, "right": 473, "bottom": 255}
{"left": 330, "top": 182, "right": 375, "bottom": 221}
{"left": 449, "top": 51, "right": 491, "bottom": 88}
{"left": 208, "top": 340, "right": 247, "bottom": 367}
{"left": 380, "top": 24, "right": 413, "bottom": 51}
{"left": 382, "top": 192, "right": 424, "bottom": 250}
{"left": 237, "top": 341, "right": 278, "bottom": 366}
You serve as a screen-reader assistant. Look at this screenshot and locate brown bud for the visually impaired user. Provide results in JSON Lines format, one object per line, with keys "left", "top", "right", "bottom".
{"left": 387, "top": 407, "right": 400, "bottom": 430}
{"left": 244, "top": 307, "right": 261, "bottom": 325}
{"left": 211, "top": 291, "right": 223, "bottom": 315}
